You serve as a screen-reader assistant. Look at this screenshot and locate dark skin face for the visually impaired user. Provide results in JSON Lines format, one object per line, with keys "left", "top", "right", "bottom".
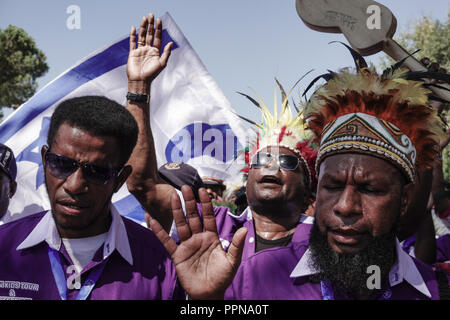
{"left": 204, "top": 185, "right": 225, "bottom": 200}
{"left": 315, "top": 153, "right": 413, "bottom": 255}
{"left": 41, "top": 123, "right": 131, "bottom": 238}
{"left": 0, "top": 171, "right": 16, "bottom": 219}
{"left": 246, "top": 146, "right": 308, "bottom": 214}
{"left": 246, "top": 146, "right": 309, "bottom": 239}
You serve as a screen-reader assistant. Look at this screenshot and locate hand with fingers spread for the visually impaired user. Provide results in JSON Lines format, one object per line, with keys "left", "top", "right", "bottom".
{"left": 127, "top": 13, "right": 173, "bottom": 85}
{"left": 149, "top": 186, "right": 248, "bottom": 300}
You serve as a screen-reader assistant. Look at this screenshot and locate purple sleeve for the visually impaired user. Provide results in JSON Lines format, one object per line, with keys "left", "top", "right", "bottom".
{"left": 436, "top": 234, "right": 450, "bottom": 263}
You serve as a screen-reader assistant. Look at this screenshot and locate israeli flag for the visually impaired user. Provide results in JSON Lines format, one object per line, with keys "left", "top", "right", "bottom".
{"left": 0, "top": 12, "right": 248, "bottom": 225}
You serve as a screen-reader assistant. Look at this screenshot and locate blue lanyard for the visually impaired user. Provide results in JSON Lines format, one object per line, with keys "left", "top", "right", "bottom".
{"left": 47, "top": 246, "right": 107, "bottom": 300}
{"left": 320, "top": 281, "right": 335, "bottom": 300}
{"left": 320, "top": 280, "right": 392, "bottom": 300}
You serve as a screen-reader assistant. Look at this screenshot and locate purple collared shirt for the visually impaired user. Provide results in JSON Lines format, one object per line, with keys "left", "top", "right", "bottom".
{"left": 289, "top": 239, "right": 448, "bottom": 300}
{"left": 0, "top": 206, "right": 184, "bottom": 300}
{"left": 402, "top": 233, "right": 450, "bottom": 264}
{"left": 225, "top": 212, "right": 314, "bottom": 299}
{"left": 172, "top": 202, "right": 315, "bottom": 299}
{"left": 437, "top": 234, "right": 450, "bottom": 263}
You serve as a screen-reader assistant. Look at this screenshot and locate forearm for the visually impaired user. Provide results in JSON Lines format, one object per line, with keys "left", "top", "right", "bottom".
{"left": 397, "top": 169, "right": 433, "bottom": 241}
{"left": 126, "top": 80, "right": 159, "bottom": 189}
{"left": 414, "top": 212, "right": 437, "bottom": 264}
{"left": 431, "top": 160, "right": 445, "bottom": 197}
{"left": 126, "top": 81, "right": 174, "bottom": 231}
{"left": 431, "top": 160, "right": 450, "bottom": 214}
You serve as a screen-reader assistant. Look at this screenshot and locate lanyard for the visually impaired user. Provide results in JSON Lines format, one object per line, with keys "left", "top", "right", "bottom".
{"left": 47, "top": 246, "right": 107, "bottom": 300}
{"left": 320, "top": 281, "right": 335, "bottom": 300}
{"left": 320, "top": 280, "right": 392, "bottom": 300}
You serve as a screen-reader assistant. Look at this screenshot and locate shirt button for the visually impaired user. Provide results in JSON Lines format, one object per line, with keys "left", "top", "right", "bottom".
{"left": 249, "top": 237, "right": 254, "bottom": 243}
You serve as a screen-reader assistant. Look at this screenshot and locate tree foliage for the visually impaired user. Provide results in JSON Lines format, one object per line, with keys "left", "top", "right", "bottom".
{"left": 381, "top": 12, "right": 450, "bottom": 179}
{"left": 0, "top": 25, "right": 49, "bottom": 112}
{"left": 380, "top": 12, "right": 449, "bottom": 69}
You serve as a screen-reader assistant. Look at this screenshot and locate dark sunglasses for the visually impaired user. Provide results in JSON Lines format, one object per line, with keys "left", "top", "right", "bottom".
{"left": 43, "top": 147, "right": 121, "bottom": 185}
{"left": 250, "top": 152, "right": 300, "bottom": 171}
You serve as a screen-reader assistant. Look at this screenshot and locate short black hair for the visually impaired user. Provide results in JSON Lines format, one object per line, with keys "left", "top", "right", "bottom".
{"left": 47, "top": 96, "right": 138, "bottom": 166}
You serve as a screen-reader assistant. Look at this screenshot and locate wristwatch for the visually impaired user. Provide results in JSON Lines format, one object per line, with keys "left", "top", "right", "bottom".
{"left": 126, "top": 92, "right": 150, "bottom": 103}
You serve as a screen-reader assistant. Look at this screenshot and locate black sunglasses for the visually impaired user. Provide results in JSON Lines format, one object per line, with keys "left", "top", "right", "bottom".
{"left": 250, "top": 152, "right": 300, "bottom": 171}
{"left": 43, "top": 147, "right": 121, "bottom": 185}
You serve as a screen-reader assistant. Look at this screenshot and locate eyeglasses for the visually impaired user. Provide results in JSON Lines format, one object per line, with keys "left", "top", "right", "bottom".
{"left": 250, "top": 152, "right": 301, "bottom": 171}
{"left": 43, "top": 147, "right": 121, "bottom": 185}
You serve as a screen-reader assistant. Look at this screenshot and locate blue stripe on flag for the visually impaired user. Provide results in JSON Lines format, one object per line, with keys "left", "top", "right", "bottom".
{"left": 0, "top": 29, "right": 178, "bottom": 144}
{"left": 114, "top": 194, "right": 146, "bottom": 224}
{"left": 0, "top": 37, "right": 129, "bottom": 143}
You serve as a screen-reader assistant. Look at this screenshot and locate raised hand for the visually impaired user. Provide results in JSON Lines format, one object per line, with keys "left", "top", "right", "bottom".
{"left": 127, "top": 13, "right": 173, "bottom": 84}
{"left": 125, "top": 14, "right": 176, "bottom": 234}
{"left": 150, "top": 186, "right": 248, "bottom": 300}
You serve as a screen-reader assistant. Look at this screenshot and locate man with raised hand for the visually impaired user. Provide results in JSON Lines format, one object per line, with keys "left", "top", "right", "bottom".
{"left": 124, "top": 13, "right": 319, "bottom": 300}
{"left": 125, "top": 14, "right": 246, "bottom": 248}
{"left": 0, "top": 14, "right": 244, "bottom": 300}
{"left": 124, "top": 13, "right": 247, "bottom": 300}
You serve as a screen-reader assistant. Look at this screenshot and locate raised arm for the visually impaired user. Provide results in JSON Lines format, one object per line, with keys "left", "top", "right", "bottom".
{"left": 413, "top": 197, "right": 437, "bottom": 265}
{"left": 150, "top": 186, "right": 248, "bottom": 299}
{"left": 126, "top": 13, "right": 176, "bottom": 232}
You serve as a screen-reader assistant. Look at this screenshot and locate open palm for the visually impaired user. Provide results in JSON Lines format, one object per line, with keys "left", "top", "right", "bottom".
{"left": 150, "top": 186, "right": 247, "bottom": 299}
{"left": 127, "top": 14, "right": 172, "bottom": 83}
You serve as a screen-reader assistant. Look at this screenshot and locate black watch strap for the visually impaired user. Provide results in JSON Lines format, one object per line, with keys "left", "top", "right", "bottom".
{"left": 126, "top": 92, "right": 149, "bottom": 103}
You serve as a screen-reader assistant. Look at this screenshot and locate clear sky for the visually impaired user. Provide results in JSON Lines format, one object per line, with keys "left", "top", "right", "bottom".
{"left": 1, "top": 0, "right": 449, "bottom": 125}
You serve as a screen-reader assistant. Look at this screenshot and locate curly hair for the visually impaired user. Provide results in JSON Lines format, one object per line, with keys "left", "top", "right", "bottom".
{"left": 48, "top": 96, "right": 138, "bottom": 166}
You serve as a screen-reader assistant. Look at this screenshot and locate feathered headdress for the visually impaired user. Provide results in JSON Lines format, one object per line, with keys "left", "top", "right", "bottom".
{"left": 303, "top": 42, "right": 448, "bottom": 183}
{"left": 237, "top": 78, "right": 318, "bottom": 189}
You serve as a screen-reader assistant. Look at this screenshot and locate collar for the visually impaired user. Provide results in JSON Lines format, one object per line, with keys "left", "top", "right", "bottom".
{"left": 223, "top": 206, "right": 253, "bottom": 220}
{"left": 17, "top": 204, "right": 133, "bottom": 266}
{"left": 289, "top": 238, "right": 431, "bottom": 298}
{"left": 299, "top": 214, "right": 314, "bottom": 225}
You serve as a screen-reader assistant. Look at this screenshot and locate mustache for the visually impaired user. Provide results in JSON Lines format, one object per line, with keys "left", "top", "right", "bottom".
{"left": 52, "top": 190, "right": 93, "bottom": 208}
{"left": 308, "top": 221, "right": 396, "bottom": 297}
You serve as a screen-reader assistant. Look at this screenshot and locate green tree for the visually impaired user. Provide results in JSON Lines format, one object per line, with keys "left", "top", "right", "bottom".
{"left": 0, "top": 25, "right": 49, "bottom": 116}
{"left": 381, "top": 12, "right": 450, "bottom": 179}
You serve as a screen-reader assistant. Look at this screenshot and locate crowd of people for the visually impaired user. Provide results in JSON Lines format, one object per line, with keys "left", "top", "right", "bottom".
{"left": 0, "top": 13, "right": 449, "bottom": 300}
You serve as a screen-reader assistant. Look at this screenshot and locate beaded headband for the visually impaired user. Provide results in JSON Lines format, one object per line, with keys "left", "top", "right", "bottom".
{"left": 318, "top": 112, "right": 416, "bottom": 182}
{"left": 303, "top": 43, "right": 448, "bottom": 183}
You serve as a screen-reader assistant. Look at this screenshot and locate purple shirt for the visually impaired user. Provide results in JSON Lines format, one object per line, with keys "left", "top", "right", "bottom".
{"left": 213, "top": 205, "right": 251, "bottom": 250}
{"left": 0, "top": 206, "right": 184, "bottom": 300}
{"left": 402, "top": 233, "right": 450, "bottom": 264}
{"left": 225, "top": 211, "right": 314, "bottom": 299}
{"left": 437, "top": 234, "right": 450, "bottom": 263}
{"left": 289, "top": 239, "right": 447, "bottom": 300}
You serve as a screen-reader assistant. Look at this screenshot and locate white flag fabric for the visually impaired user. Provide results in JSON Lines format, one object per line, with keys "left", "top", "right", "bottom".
{"left": 0, "top": 12, "right": 248, "bottom": 224}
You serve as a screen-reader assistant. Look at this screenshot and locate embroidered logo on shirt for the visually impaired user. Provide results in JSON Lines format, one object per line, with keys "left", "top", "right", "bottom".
{"left": 0, "top": 280, "right": 39, "bottom": 300}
